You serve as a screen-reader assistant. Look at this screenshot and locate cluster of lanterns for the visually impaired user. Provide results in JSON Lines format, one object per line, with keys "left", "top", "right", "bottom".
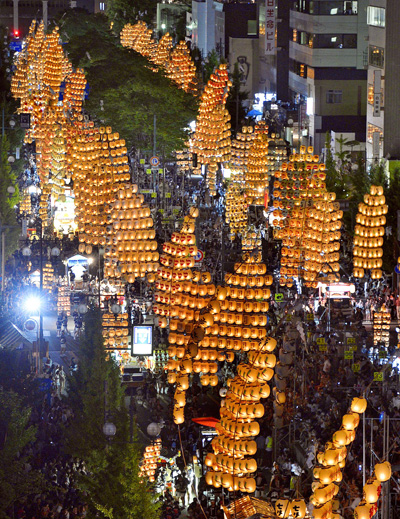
{"left": 120, "top": 23, "right": 196, "bottom": 93}
{"left": 10, "top": 22, "right": 78, "bottom": 226}
{"left": 224, "top": 127, "right": 254, "bottom": 237}
{"left": 19, "top": 190, "right": 32, "bottom": 215}
{"left": 272, "top": 146, "right": 324, "bottom": 226}
{"left": 373, "top": 307, "right": 390, "bottom": 347}
{"left": 244, "top": 122, "right": 271, "bottom": 206}
{"left": 149, "top": 208, "right": 223, "bottom": 423}
{"left": 272, "top": 146, "right": 342, "bottom": 288}
{"left": 72, "top": 124, "right": 130, "bottom": 255}
{"left": 102, "top": 311, "right": 130, "bottom": 350}
{"left": 353, "top": 185, "right": 387, "bottom": 279}
{"left": 139, "top": 439, "right": 161, "bottom": 483}
{"left": 354, "top": 461, "right": 391, "bottom": 519}
{"left": 11, "top": 22, "right": 160, "bottom": 355}
{"left": 103, "top": 184, "right": 158, "bottom": 284}
{"left": 191, "top": 64, "right": 231, "bottom": 196}
{"left": 175, "top": 148, "right": 193, "bottom": 174}
{"left": 57, "top": 283, "right": 71, "bottom": 316}
{"left": 43, "top": 263, "right": 54, "bottom": 291}
{"left": 225, "top": 182, "right": 247, "bottom": 238}
{"left": 309, "top": 397, "right": 367, "bottom": 519}
{"left": 205, "top": 335, "right": 276, "bottom": 493}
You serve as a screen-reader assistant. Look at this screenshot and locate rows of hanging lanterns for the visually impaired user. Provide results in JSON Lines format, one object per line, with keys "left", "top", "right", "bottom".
{"left": 139, "top": 439, "right": 162, "bottom": 483}
{"left": 309, "top": 397, "right": 367, "bottom": 519}
{"left": 205, "top": 335, "right": 277, "bottom": 493}
{"left": 19, "top": 190, "right": 32, "bottom": 215}
{"left": 191, "top": 64, "right": 231, "bottom": 196}
{"left": 102, "top": 311, "right": 130, "bottom": 350}
{"left": 11, "top": 22, "right": 162, "bottom": 356}
{"left": 373, "top": 307, "right": 390, "bottom": 347}
{"left": 244, "top": 122, "right": 270, "bottom": 206}
{"left": 165, "top": 41, "right": 197, "bottom": 93}
{"left": 225, "top": 128, "right": 251, "bottom": 237}
{"left": 300, "top": 193, "right": 342, "bottom": 287}
{"left": 103, "top": 184, "right": 159, "bottom": 283}
{"left": 271, "top": 146, "right": 322, "bottom": 228}
{"left": 149, "top": 208, "right": 223, "bottom": 423}
{"left": 120, "top": 21, "right": 155, "bottom": 59}
{"left": 353, "top": 185, "right": 387, "bottom": 279}
{"left": 57, "top": 283, "right": 71, "bottom": 316}
{"left": 42, "top": 263, "right": 55, "bottom": 291}
{"left": 272, "top": 146, "right": 342, "bottom": 288}
{"left": 10, "top": 22, "right": 86, "bottom": 227}
{"left": 120, "top": 23, "right": 196, "bottom": 93}
{"left": 354, "top": 460, "right": 391, "bottom": 519}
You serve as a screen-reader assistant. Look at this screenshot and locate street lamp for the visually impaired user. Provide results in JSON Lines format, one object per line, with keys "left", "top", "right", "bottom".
{"left": 103, "top": 422, "right": 117, "bottom": 437}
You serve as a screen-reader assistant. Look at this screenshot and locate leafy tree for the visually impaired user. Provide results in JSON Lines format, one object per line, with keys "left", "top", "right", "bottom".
{"left": 348, "top": 152, "right": 370, "bottom": 204}
{"left": 0, "top": 135, "right": 20, "bottom": 258}
{"left": 0, "top": 389, "right": 44, "bottom": 518}
{"left": 106, "top": 0, "right": 157, "bottom": 31}
{"left": 203, "top": 49, "right": 223, "bottom": 84}
{"left": 65, "top": 307, "right": 160, "bottom": 519}
{"left": 58, "top": 11, "right": 197, "bottom": 157}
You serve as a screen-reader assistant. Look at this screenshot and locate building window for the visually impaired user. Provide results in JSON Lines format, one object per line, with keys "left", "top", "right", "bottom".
{"left": 369, "top": 45, "right": 384, "bottom": 68}
{"left": 292, "top": 1, "right": 357, "bottom": 15}
{"left": 289, "top": 59, "right": 307, "bottom": 78}
{"left": 99, "top": 2, "right": 105, "bottom": 10}
{"left": 314, "top": 33, "right": 356, "bottom": 49}
{"left": 326, "top": 90, "right": 342, "bottom": 103}
{"left": 367, "top": 6, "right": 385, "bottom": 27}
{"left": 247, "top": 20, "right": 257, "bottom": 36}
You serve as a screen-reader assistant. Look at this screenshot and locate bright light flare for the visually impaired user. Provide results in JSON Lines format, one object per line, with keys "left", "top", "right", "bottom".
{"left": 25, "top": 296, "right": 41, "bottom": 311}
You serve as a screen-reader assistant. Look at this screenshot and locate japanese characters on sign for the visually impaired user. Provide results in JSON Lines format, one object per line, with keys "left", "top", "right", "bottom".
{"left": 265, "top": 0, "right": 276, "bottom": 55}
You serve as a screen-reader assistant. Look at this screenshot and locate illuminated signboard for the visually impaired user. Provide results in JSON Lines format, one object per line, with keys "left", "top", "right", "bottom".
{"left": 132, "top": 325, "right": 153, "bottom": 356}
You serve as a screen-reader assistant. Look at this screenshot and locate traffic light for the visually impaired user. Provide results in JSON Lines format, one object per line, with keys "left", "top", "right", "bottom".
{"left": 13, "top": 29, "right": 19, "bottom": 38}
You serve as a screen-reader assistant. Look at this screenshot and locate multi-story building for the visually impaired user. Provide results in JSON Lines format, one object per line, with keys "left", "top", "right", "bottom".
{"left": 288, "top": 0, "right": 368, "bottom": 153}
{"left": 365, "top": 0, "right": 400, "bottom": 166}
{"left": 191, "top": 0, "right": 224, "bottom": 58}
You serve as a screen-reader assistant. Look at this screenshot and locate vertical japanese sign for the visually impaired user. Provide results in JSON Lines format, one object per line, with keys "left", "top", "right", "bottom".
{"left": 265, "top": 0, "right": 276, "bottom": 55}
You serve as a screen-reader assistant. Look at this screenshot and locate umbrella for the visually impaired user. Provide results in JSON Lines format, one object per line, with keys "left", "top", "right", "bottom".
{"left": 246, "top": 109, "right": 263, "bottom": 117}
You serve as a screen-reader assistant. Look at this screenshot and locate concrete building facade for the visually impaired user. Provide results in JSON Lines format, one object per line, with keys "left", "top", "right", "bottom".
{"left": 288, "top": 0, "right": 368, "bottom": 153}
{"left": 366, "top": 0, "right": 400, "bottom": 165}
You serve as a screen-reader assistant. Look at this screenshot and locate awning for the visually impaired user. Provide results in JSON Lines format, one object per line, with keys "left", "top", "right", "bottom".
{"left": 192, "top": 417, "right": 219, "bottom": 428}
{"left": 0, "top": 321, "right": 33, "bottom": 350}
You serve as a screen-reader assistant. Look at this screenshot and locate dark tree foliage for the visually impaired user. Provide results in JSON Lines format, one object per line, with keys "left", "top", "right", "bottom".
{"left": 64, "top": 307, "right": 160, "bottom": 519}
{"left": 0, "top": 390, "right": 44, "bottom": 519}
{"left": 57, "top": 10, "right": 197, "bottom": 157}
